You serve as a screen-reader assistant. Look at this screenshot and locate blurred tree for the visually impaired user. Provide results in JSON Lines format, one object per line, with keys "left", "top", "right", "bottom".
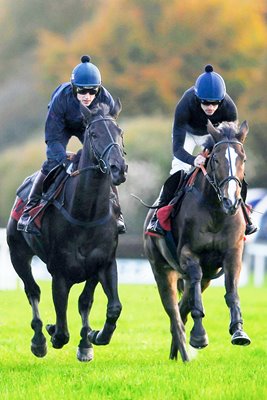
{"left": 36, "top": 0, "right": 267, "bottom": 115}
{"left": 0, "top": 0, "right": 95, "bottom": 78}
{"left": 0, "top": 0, "right": 97, "bottom": 149}
{"left": 0, "top": 0, "right": 267, "bottom": 229}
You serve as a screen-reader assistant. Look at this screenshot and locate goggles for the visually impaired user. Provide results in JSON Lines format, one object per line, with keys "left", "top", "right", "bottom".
{"left": 200, "top": 99, "right": 221, "bottom": 106}
{"left": 76, "top": 86, "right": 99, "bottom": 95}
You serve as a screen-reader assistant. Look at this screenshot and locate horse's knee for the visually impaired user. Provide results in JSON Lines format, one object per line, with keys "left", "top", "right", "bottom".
{"left": 107, "top": 303, "right": 122, "bottom": 324}
{"left": 187, "top": 263, "right": 202, "bottom": 282}
{"left": 224, "top": 292, "right": 239, "bottom": 307}
{"left": 26, "top": 284, "right": 41, "bottom": 304}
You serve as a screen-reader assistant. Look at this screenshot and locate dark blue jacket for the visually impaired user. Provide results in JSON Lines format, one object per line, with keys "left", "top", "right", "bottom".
{"left": 44, "top": 83, "right": 115, "bottom": 164}
{"left": 172, "top": 87, "right": 238, "bottom": 166}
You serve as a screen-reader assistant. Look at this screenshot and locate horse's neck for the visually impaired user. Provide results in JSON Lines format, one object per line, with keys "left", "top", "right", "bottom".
{"left": 194, "top": 173, "right": 220, "bottom": 209}
{"left": 71, "top": 173, "right": 110, "bottom": 217}
{"left": 66, "top": 155, "right": 111, "bottom": 220}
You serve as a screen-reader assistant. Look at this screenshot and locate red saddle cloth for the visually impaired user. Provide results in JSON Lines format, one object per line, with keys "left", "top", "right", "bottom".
{"left": 157, "top": 204, "right": 174, "bottom": 231}
{"left": 11, "top": 198, "right": 45, "bottom": 229}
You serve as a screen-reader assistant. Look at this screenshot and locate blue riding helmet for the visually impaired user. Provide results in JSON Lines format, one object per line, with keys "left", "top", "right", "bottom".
{"left": 194, "top": 64, "right": 226, "bottom": 102}
{"left": 71, "top": 55, "right": 101, "bottom": 88}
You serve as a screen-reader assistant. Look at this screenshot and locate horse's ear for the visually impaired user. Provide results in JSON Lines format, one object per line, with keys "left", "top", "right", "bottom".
{"left": 80, "top": 103, "right": 92, "bottom": 124}
{"left": 207, "top": 119, "right": 221, "bottom": 142}
{"left": 236, "top": 120, "right": 249, "bottom": 143}
{"left": 110, "top": 98, "right": 122, "bottom": 119}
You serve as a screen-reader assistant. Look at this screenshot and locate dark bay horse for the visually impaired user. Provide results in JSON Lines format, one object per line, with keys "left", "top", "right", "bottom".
{"left": 6, "top": 99, "right": 127, "bottom": 362}
{"left": 144, "top": 120, "right": 251, "bottom": 362}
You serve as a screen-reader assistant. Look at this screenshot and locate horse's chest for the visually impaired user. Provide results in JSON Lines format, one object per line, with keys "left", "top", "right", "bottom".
{"left": 49, "top": 233, "right": 115, "bottom": 282}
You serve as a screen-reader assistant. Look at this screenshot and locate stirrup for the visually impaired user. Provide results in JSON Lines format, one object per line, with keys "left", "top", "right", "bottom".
{"left": 117, "top": 214, "right": 126, "bottom": 234}
{"left": 245, "top": 224, "right": 258, "bottom": 236}
{"left": 147, "top": 219, "right": 165, "bottom": 236}
{"left": 17, "top": 215, "right": 40, "bottom": 235}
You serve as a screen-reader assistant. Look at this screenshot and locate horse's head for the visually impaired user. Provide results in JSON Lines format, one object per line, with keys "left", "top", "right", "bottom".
{"left": 206, "top": 120, "right": 248, "bottom": 215}
{"left": 81, "top": 98, "right": 128, "bottom": 185}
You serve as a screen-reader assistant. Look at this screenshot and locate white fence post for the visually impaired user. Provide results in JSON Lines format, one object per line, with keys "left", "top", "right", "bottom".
{"left": 244, "top": 242, "right": 267, "bottom": 287}
{"left": 0, "top": 228, "right": 18, "bottom": 290}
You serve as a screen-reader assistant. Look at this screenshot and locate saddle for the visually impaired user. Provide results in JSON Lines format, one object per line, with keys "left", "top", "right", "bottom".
{"left": 11, "top": 166, "right": 69, "bottom": 229}
{"left": 156, "top": 168, "right": 200, "bottom": 262}
{"left": 157, "top": 168, "right": 197, "bottom": 231}
{"left": 11, "top": 152, "right": 82, "bottom": 229}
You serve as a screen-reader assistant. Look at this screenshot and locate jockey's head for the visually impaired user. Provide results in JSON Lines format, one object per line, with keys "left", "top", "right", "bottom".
{"left": 71, "top": 55, "right": 101, "bottom": 106}
{"left": 194, "top": 64, "right": 226, "bottom": 104}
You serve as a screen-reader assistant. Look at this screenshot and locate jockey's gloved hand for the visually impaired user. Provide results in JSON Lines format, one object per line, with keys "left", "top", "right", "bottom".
{"left": 194, "top": 154, "right": 206, "bottom": 167}
{"left": 62, "top": 158, "right": 73, "bottom": 175}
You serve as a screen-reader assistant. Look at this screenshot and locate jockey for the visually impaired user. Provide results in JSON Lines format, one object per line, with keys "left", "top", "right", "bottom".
{"left": 147, "top": 64, "right": 257, "bottom": 236}
{"left": 17, "top": 55, "right": 126, "bottom": 235}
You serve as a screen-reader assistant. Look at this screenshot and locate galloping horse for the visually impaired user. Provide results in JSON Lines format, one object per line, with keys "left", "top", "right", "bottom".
{"left": 7, "top": 99, "right": 127, "bottom": 362}
{"left": 144, "top": 120, "right": 251, "bottom": 362}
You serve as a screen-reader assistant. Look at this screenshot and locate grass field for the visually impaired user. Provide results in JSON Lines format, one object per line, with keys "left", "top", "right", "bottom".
{"left": 0, "top": 281, "right": 266, "bottom": 400}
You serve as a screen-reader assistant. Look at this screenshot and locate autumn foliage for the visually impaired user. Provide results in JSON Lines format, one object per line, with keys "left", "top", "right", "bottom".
{"left": 37, "top": 0, "right": 267, "bottom": 117}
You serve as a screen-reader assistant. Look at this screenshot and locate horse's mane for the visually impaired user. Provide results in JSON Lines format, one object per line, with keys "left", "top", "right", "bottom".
{"left": 203, "top": 121, "right": 239, "bottom": 152}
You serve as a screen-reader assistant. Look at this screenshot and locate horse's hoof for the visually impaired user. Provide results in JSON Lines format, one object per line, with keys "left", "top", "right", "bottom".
{"left": 190, "top": 333, "right": 209, "bottom": 349}
{"left": 231, "top": 330, "right": 251, "bottom": 346}
{"left": 77, "top": 346, "right": 94, "bottom": 362}
{"left": 46, "top": 324, "right": 56, "bottom": 336}
{"left": 31, "top": 342, "right": 47, "bottom": 358}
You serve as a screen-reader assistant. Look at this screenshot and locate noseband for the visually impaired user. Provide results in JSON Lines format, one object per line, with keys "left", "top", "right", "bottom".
{"left": 89, "top": 115, "right": 124, "bottom": 173}
{"left": 204, "top": 139, "right": 243, "bottom": 203}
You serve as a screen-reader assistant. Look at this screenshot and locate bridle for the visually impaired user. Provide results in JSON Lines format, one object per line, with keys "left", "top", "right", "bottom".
{"left": 71, "top": 114, "right": 125, "bottom": 176}
{"left": 201, "top": 139, "right": 243, "bottom": 203}
{"left": 53, "top": 114, "right": 125, "bottom": 227}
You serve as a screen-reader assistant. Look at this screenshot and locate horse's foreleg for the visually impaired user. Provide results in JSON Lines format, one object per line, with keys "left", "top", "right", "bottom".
{"left": 77, "top": 277, "right": 99, "bottom": 362}
{"left": 8, "top": 244, "right": 47, "bottom": 358}
{"left": 224, "top": 263, "right": 251, "bottom": 346}
{"left": 46, "top": 274, "right": 71, "bottom": 349}
{"left": 154, "top": 268, "right": 189, "bottom": 362}
{"left": 187, "top": 263, "right": 208, "bottom": 349}
{"left": 178, "top": 279, "right": 190, "bottom": 324}
{"left": 88, "top": 260, "right": 122, "bottom": 346}
{"left": 29, "top": 296, "right": 47, "bottom": 357}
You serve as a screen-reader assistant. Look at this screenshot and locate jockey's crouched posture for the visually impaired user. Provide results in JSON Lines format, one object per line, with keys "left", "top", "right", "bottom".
{"left": 147, "top": 64, "right": 257, "bottom": 236}
{"left": 17, "top": 55, "right": 126, "bottom": 235}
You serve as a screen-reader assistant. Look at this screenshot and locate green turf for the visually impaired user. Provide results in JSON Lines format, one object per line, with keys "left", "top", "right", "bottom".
{"left": 0, "top": 282, "right": 266, "bottom": 400}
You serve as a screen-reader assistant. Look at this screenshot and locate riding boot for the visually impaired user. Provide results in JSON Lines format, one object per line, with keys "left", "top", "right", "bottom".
{"left": 147, "top": 170, "right": 183, "bottom": 236}
{"left": 241, "top": 179, "right": 257, "bottom": 235}
{"left": 17, "top": 172, "right": 46, "bottom": 234}
{"left": 110, "top": 185, "right": 126, "bottom": 234}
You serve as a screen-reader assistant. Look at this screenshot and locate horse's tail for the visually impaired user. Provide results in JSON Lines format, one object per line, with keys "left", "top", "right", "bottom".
{"left": 177, "top": 278, "right": 184, "bottom": 296}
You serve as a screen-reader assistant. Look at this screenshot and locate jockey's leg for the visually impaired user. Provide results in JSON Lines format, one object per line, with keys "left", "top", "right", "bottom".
{"left": 241, "top": 180, "right": 257, "bottom": 235}
{"left": 147, "top": 170, "right": 183, "bottom": 236}
{"left": 17, "top": 171, "right": 46, "bottom": 234}
{"left": 110, "top": 185, "right": 126, "bottom": 234}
